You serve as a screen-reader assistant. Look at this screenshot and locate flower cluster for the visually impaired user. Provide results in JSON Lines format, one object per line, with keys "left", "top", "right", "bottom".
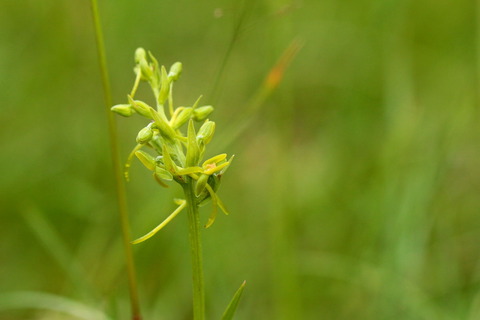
{"left": 112, "top": 48, "right": 233, "bottom": 243}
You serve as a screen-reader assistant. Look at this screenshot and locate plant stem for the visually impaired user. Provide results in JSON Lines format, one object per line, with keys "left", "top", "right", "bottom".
{"left": 183, "top": 178, "right": 206, "bottom": 320}
{"left": 89, "top": 1, "right": 142, "bottom": 319}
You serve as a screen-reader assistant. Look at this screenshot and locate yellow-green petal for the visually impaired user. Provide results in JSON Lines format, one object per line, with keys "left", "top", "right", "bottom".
{"left": 135, "top": 150, "right": 156, "bottom": 171}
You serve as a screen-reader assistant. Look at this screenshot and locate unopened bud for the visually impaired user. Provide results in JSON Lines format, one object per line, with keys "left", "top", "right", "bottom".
{"left": 134, "top": 48, "right": 147, "bottom": 64}
{"left": 195, "top": 174, "right": 209, "bottom": 196}
{"left": 134, "top": 48, "right": 153, "bottom": 80}
{"left": 155, "top": 166, "right": 173, "bottom": 181}
{"left": 196, "top": 120, "right": 215, "bottom": 145}
{"left": 172, "top": 107, "right": 193, "bottom": 129}
{"left": 168, "top": 62, "right": 182, "bottom": 81}
{"left": 111, "top": 104, "right": 135, "bottom": 117}
{"left": 128, "top": 96, "right": 154, "bottom": 118}
{"left": 136, "top": 126, "right": 153, "bottom": 144}
{"left": 193, "top": 106, "right": 214, "bottom": 121}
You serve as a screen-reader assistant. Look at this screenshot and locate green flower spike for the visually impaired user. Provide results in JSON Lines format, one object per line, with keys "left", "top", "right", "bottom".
{"left": 112, "top": 48, "right": 238, "bottom": 320}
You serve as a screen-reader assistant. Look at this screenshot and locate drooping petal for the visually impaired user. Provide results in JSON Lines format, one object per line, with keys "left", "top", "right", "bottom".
{"left": 131, "top": 199, "right": 186, "bottom": 244}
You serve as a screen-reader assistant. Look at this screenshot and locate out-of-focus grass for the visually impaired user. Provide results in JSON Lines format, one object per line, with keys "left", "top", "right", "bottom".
{"left": 1, "top": 0, "right": 480, "bottom": 319}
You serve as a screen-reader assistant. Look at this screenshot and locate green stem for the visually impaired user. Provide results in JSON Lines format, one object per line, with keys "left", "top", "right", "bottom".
{"left": 89, "top": 1, "right": 142, "bottom": 319}
{"left": 183, "top": 178, "right": 206, "bottom": 320}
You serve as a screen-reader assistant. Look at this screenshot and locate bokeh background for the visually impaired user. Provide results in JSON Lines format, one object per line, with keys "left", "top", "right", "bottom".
{"left": 1, "top": 0, "right": 480, "bottom": 319}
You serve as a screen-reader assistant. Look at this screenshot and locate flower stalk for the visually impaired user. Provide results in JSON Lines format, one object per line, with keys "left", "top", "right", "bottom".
{"left": 183, "top": 177, "right": 206, "bottom": 320}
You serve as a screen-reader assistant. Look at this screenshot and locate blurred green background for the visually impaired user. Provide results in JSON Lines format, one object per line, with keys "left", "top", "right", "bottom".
{"left": 1, "top": 0, "right": 480, "bottom": 319}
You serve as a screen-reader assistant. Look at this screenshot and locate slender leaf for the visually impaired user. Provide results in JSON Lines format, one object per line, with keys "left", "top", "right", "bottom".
{"left": 221, "top": 281, "right": 246, "bottom": 320}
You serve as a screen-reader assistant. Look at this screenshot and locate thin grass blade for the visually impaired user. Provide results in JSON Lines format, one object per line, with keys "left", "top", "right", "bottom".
{"left": 221, "top": 281, "right": 246, "bottom": 320}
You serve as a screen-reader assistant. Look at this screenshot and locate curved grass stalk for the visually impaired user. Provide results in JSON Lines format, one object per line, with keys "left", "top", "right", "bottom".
{"left": 89, "top": 1, "right": 141, "bottom": 319}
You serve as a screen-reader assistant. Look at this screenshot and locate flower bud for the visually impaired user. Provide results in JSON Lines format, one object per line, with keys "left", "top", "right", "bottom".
{"left": 128, "top": 96, "right": 154, "bottom": 118}
{"left": 134, "top": 48, "right": 154, "bottom": 80}
{"left": 155, "top": 166, "right": 173, "bottom": 181}
{"left": 168, "top": 62, "right": 182, "bottom": 81}
{"left": 136, "top": 126, "right": 153, "bottom": 144}
{"left": 193, "top": 106, "right": 214, "bottom": 121}
{"left": 196, "top": 120, "right": 215, "bottom": 145}
{"left": 134, "top": 48, "right": 147, "bottom": 64}
{"left": 111, "top": 104, "right": 135, "bottom": 117}
{"left": 195, "top": 174, "right": 209, "bottom": 196}
{"left": 172, "top": 107, "right": 193, "bottom": 129}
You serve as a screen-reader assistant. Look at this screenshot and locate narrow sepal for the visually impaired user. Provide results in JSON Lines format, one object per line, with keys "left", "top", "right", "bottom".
{"left": 135, "top": 150, "right": 156, "bottom": 171}
{"left": 219, "top": 155, "right": 235, "bottom": 175}
{"left": 153, "top": 172, "right": 169, "bottom": 188}
{"left": 206, "top": 183, "right": 229, "bottom": 215}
